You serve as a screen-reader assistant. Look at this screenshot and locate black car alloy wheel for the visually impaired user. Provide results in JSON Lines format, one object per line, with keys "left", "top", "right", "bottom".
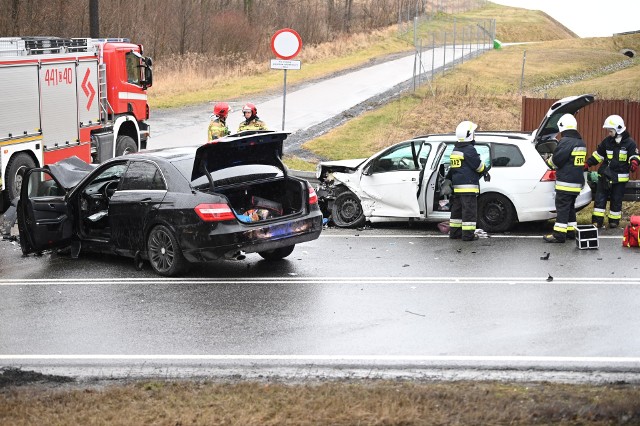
{"left": 147, "top": 225, "right": 186, "bottom": 276}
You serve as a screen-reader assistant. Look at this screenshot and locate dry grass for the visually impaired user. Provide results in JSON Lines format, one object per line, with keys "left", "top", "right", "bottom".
{"left": 302, "top": 33, "right": 640, "bottom": 164}
{"left": 150, "top": 27, "right": 410, "bottom": 108}
{"left": 2, "top": 380, "right": 639, "bottom": 425}
{"left": 149, "top": 2, "right": 576, "bottom": 109}
{"left": 304, "top": 89, "right": 520, "bottom": 160}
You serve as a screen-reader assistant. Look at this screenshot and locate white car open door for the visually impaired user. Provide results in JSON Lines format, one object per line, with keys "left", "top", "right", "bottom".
{"left": 358, "top": 141, "right": 430, "bottom": 219}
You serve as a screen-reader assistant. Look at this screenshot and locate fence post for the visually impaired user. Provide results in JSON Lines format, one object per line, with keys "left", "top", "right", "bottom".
{"left": 443, "top": 31, "right": 447, "bottom": 77}
{"left": 461, "top": 25, "right": 464, "bottom": 64}
{"left": 453, "top": 18, "right": 456, "bottom": 65}
{"left": 519, "top": 50, "right": 526, "bottom": 96}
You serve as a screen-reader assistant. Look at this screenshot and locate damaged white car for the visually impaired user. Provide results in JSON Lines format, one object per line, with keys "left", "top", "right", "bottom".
{"left": 316, "top": 94, "right": 594, "bottom": 232}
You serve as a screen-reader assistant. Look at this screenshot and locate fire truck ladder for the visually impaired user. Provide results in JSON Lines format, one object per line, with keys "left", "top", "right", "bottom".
{"left": 97, "top": 63, "right": 113, "bottom": 123}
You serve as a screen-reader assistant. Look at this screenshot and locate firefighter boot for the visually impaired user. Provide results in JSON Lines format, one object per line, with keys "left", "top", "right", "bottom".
{"left": 543, "top": 234, "right": 566, "bottom": 243}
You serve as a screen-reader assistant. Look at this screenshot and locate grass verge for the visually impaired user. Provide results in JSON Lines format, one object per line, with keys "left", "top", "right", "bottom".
{"left": 2, "top": 380, "right": 639, "bottom": 425}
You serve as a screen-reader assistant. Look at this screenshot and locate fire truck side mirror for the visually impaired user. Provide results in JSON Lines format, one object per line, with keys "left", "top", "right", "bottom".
{"left": 142, "top": 57, "right": 153, "bottom": 89}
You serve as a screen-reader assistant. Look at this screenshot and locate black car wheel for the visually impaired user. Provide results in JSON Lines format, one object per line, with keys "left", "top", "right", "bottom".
{"left": 115, "top": 135, "right": 137, "bottom": 157}
{"left": 332, "top": 191, "right": 365, "bottom": 228}
{"left": 477, "top": 193, "right": 515, "bottom": 232}
{"left": 6, "top": 153, "right": 36, "bottom": 202}
{"left": 147, "top": 225, "right": 186, "bottom": 276}
{"left": 258, "top": 244, "right": 295, "bottom": 260}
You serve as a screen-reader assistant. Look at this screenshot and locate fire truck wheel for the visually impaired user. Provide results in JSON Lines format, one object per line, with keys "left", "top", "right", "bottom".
{"left": 115, "top": 135, "right": 137, "bottom": 157}
{"left": 6, "top": 153, "right": 36, "bottom": 202}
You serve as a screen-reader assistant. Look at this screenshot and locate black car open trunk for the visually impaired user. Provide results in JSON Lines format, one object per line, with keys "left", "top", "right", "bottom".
{"left": 212, "top": 177, "right": 306, "bottom": 223}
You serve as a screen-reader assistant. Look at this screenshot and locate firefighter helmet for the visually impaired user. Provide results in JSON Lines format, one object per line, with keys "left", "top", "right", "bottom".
{"left": 602, "top": 114, "right": 626, "bottom": 134}
{"left": 455, "top": 121, "right": 477, "bottom": 142}
{"left": 213, "top": 102, "right": 229, "bottom": 119}
{"left": 242, "top": 103, "right": 257, "bottom": 116}
{"left": 557, "top": 114, "right": 577, "bottom": 133}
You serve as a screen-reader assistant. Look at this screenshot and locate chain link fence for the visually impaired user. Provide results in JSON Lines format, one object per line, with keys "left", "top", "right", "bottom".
{"left": 397, "top": 0, "right": 496, "bottom": 92}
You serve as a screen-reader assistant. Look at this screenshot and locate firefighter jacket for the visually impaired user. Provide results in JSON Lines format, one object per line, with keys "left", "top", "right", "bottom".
{"left": 449, "top": 141, "right": 486, "bottom": 194}
{"left": 208, "top": 118, "right": 230, "bottom": 141}
{"left": 586, "top": 131, "right": 639, "bottom": 183}
{"left": 546, "top": 129, "right": 586, "bottom": 194}
{"left": 238, "top": 117, "right": 268, "bottom": 132}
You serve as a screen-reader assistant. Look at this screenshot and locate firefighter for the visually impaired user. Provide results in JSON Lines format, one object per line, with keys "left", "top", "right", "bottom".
{"left": 543, "top": 114, "right": 587, "bottom": 243}
{"left": 237, "top": 102, "right": 268, "bottom": 132}
{"left": 585, "top": 115, "right": 639, "bottom": 228}
{"left": 208, "top": 102, "right": 230, "bottom": 141}
{"left": 449, "top": 121, "right": 490, "bottom": 241}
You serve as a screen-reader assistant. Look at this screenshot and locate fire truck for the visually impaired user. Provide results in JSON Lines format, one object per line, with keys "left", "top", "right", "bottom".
{"left": 0, "top": 37, "right": 153, "bottom": 214}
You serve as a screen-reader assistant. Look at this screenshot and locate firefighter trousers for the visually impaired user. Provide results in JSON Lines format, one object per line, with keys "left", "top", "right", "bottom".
{"left": 449, "top": 193, "right": 477, "bottom": 240}
{"left": 592, "top": 178, "right": 626, "bottom": 227}
{"left": 553, "top": 191, "right": 578, "bottom": 242}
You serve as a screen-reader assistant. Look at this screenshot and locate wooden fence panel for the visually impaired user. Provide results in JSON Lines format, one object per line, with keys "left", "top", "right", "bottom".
{"left": 521, "top": 97, "right": 640, "bottom": 179}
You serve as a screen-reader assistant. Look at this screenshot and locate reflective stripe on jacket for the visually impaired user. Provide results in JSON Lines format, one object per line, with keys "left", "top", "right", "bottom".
{"left": 208, "top": 118, "right": 230, "bottom": 141}
{"left": 450, "top": 141, "right": 485, "bottom": 194}
{"left": 547, "top": 129, "right": 586, "bottom": 194}
{"left": 238, "top": 117, "right": 268, "bottom": 132}
{"left": 586, "top": 131, "right": 639, "bottom": 183}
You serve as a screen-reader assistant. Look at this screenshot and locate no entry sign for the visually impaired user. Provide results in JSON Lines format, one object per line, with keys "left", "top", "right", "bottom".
{"left": 270, "top": 28, "right": 302, "bottom": 60}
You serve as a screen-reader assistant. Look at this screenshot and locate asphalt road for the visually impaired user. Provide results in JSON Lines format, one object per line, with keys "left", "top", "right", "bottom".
{"left": 146, "top": 44, "right": 488, "bottom": 159}
{"left": 1, "top": 225, "right": 639, "bottom": 383}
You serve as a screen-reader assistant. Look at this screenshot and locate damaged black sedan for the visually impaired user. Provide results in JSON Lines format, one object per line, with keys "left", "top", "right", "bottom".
{"left": 17, "top": 131, "right": 323, "bottom": 276}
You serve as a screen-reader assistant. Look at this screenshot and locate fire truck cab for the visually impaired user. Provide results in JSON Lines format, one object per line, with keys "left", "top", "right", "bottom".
{"left": 0, "top": 37, "right": 153, "bottom": 214}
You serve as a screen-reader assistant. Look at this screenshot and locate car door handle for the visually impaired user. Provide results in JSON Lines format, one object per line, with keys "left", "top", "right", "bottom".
{"left": 139, "top": 198, "right": 153, "bottom": 204}
{"left": 49, "top": 203, "right": 57, "bottom": 209}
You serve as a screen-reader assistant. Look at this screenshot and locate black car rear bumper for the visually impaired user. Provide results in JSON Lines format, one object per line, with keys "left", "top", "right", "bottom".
{"left": 179, "top": 212, "right": 323, "bottom": 262}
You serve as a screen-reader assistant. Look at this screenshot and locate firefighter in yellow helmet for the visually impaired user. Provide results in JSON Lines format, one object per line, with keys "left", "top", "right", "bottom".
{"left": 543, "top": 114, "right": 587, "bottom": 243}
{"left": 449, "top": 121, "right": 490, "bottom": 241}
{"left": 208, "top": 102, "right": 230, "bottom": 142}
{"left": 237, "top": 103, "right": 268, "bottom": 132}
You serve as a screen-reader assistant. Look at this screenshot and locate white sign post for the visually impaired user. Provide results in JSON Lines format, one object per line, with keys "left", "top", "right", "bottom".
{"left": 270, "top": 28, "right": 302, "bottom": 131}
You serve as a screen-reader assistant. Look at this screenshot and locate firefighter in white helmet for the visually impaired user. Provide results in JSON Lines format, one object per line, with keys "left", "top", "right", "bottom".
{"left": 543, "top": 113, "right": 587, "bottom": 243}
{"left": 448, "top": 121, "right": 490, "bottom": 241}
{"left": 585, "top": 114, "right": 639, "bottom": 228}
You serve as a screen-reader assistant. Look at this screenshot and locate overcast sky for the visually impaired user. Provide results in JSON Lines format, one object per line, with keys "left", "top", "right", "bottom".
{"left": 490, "top": 0, "right": 640, "bottom": 38}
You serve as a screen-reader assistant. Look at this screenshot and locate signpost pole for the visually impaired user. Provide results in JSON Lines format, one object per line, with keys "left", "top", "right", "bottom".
{"left": 282, "top": 69, "right": 287, "bottom": 131}
{"left": 270, "top": 28, "right": 302, "bottom": 133}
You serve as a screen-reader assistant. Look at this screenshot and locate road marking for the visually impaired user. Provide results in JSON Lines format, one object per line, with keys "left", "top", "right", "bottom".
{"left": 1, "top": 277, "right": 639, "bottom": 286}
{"left": 1, "top": 354, "right": 639, "bottom": 364}
{"left": 320, "top": 234, "right": 622, "bottom": 239}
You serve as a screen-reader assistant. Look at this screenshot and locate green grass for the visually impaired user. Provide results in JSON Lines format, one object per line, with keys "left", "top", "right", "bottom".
{"left": 299, "top": 33, "right": 640, "bottom": 168}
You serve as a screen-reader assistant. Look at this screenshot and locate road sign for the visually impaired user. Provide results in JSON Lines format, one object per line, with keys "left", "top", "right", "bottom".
{"left": 270, "top": 59, "right": 301, "bottom": 70}
{"left": 270, "top": 28, "right": 302, "bottom": 60}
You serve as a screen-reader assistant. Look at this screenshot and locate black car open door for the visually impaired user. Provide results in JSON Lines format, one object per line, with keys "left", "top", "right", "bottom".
{"left": 17, "top": 168, "right": 73, "bottom": 254}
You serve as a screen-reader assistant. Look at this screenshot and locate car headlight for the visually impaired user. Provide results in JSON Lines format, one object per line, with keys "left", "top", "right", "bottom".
{"left": 315, "top": 164, "right": 322, "bottom": 179}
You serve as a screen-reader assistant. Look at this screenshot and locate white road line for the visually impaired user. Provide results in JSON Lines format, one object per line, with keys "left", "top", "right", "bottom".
{"left": 320, "top": 234, "right": 622, "bottom": 239}
{"left": 1, "top": 277, "right": 639, "bottom": 286}
{"left": 1, "top": 354, "right": 639, "bottom": 363}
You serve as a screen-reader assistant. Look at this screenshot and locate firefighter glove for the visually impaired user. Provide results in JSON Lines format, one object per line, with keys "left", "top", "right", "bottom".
{"left": 483, "top": 172, "right": 491, "bottom": 182}
{"left": 631, "top": 159, "right": 639, "bottom": 173}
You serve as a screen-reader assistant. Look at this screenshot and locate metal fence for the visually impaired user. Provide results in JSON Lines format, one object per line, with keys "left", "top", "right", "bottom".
{"left": 397, "top": 2, "right": 496, "bottom": 92}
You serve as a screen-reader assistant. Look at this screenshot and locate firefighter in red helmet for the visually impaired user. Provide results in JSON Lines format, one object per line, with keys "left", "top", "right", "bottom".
{"left": 208, "top": 102, "right": 230, "bottom": 141}
{"left": 238, "top": 102, "right": 268, "bottom": 132}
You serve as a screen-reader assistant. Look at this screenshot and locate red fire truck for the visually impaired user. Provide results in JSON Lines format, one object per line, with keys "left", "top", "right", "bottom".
{"left": 0, "top": 37, "right": 153, "bottom": 213}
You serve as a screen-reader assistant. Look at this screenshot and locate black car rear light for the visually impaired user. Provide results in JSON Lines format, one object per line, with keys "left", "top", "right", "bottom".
{"left": 541, "top": 170, "right": 556, "bottom": 182}
{"left": 308, "top": 187, "right": 318, "bottom": 204}
{"left": 195, "top": 203, "right": 235, "bottom": 222}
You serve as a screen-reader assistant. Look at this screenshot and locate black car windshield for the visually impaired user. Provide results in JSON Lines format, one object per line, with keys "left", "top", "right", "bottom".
{"left": 171, "top": 159, "right": 283, "bottom": 188}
